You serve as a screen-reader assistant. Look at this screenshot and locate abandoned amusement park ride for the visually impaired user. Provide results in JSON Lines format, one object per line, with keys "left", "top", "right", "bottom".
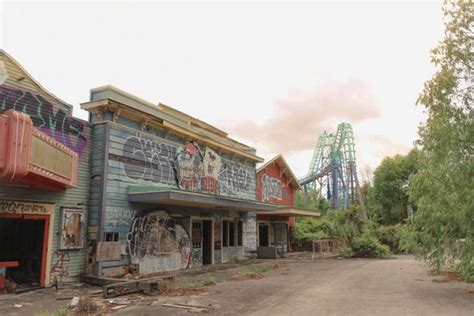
{"left": 298, "top": 122, "right": 365, "bottom": 212}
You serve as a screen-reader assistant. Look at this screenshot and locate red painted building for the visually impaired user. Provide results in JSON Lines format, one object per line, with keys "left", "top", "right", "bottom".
{"left": 256, "top": 154, "right": 319, "bottom": 254}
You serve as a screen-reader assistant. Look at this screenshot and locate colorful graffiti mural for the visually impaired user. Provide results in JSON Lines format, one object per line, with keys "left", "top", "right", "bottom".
{"left": 262, "top": 174, "right": 282, "bottom": 201}
{"left": 0, "top": 85, "right": 87, "bottom": 154}
{"left": 126, "top": 211, "right": 192, "bottom": 272}
{"left": 114, "top": 130, "right": 255, "bottom": 199}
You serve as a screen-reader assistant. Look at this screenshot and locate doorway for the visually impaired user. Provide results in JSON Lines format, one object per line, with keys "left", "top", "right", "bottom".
{"left": 259, "top": 223, "right": 269, "bottom": 247}
{"left": 0, "top": 215, "right": 49, "bottom": 290}
{"left": 202, "top": 220, "right": 213, "bottom": 265}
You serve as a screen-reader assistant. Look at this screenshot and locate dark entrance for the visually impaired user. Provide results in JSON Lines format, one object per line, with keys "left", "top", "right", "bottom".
{"left": 0, "top": 216, "right": 46, "bottom": 290}
{"left": 202, "top": 220, "right": 213, "bottom": 265}
{"left": 259, "top": 223, "right": 269, "bottom": 246}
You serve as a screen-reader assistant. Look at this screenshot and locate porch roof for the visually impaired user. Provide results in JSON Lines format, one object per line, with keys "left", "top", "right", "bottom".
{"left": 128, "top": 186, "right": 279, "bottom": 212}
{"left": 257, "top": 207, "right": 321, "bottom": 217}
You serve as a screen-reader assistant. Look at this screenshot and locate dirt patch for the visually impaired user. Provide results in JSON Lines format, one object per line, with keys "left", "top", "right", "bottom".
{"left": 230, "top": 273, "right": 265, "bottom": 281}
{"left": 168, "top": 287, "right": 209, "bottom": 296}
{"left": 432, "top": 271, "right": 464, "bottom": 283}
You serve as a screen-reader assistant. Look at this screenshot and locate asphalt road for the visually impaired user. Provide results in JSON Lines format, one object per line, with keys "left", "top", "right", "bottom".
{"left": 127, "top": 255, "right": 474, "bottom": 316}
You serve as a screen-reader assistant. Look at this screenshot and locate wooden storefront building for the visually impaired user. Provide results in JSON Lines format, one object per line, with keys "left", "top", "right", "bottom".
{"left": 81, "top": 86, "right": 278, "bottom": 277}
{"left": 0, "top": 50, "right": 91, "bottom": 290}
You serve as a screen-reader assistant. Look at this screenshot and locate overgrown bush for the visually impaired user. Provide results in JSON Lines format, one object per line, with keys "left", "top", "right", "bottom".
{"left": 351, "top": 235, "right": 391, "bottom": 258}
{"left": 374, "top": 225, "right": 400, "bottom": 253}
{"left": 292, "top": 206, "right": 393, "bottom": 259}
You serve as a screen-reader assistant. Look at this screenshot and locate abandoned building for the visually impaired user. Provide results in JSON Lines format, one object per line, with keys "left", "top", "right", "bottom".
{"left": 0, "top": 51, "right": 321, "bottom": 291}
{"left": 0, "top": 50, "right": 91, "bottom": 291}
{"left": 80, "top": 86, "right": 287, "bottom": 277}
{"left": 255, "top": 154, "right": 320, "bottom": 256}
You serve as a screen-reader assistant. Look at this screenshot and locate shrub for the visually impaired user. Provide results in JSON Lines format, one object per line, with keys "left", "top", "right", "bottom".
{"left": 375, "top": 225, "right": 399, "bottom": 253}
{"left": 351, "top": 235, "right": 391, "bottom": 258}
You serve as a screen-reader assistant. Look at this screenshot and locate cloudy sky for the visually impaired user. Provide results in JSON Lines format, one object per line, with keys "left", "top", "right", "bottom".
{"left": 1, "top": 1, "right": 444, "bottom": 177}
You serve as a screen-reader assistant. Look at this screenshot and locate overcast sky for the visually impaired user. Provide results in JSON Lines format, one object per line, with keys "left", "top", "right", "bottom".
{"left": 1, "top": 1, "right": 444, "bottom": 177}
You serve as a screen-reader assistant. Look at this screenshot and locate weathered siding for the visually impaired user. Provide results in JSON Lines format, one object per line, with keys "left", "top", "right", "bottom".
{"left": 90, "top": 120, "right": 256, "bottom": 274}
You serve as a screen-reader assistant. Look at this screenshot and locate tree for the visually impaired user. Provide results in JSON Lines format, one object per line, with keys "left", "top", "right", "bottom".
{"left": 367, "top": 149, "right": 420, "bottom": 225}
{"left": 409, "top": 0, "right": 473, "bottom": 281}
{"left": 294, "top": 189, "right": 330, "bottom": 214}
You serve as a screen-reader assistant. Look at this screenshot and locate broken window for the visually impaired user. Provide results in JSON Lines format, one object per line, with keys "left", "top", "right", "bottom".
{"left": 104, "top": 232, "right": 119, "bottom": 242}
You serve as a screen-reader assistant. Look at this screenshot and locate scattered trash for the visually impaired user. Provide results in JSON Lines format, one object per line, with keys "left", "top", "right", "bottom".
{"left": 13, "top": 304, "right": 22, "bottom": 308}
{"left": 68, "top": 296, "right": 80, "bottom": 309}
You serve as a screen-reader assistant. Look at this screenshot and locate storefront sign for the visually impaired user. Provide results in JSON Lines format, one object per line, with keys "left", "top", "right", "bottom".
{"left": 0, "top": 200, "right": 54, "bottom": 215}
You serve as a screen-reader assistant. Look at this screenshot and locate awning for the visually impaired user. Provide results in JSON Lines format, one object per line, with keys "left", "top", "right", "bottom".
{"left": 257, "top": 207, "right": 321, "bottom": 217}
{"left": 128, "top": 186, "right": 279, "bottom": 212}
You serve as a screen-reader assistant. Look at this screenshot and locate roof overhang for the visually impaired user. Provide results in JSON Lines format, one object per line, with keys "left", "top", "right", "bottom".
{"left": 81, "top": 86, "right": 264, "bottom": 163}
{"left": 257, "top": 207, "right": 321, "bottom": 217}
{"left": 128, "top": 186, "right": 278, "bottom": 212}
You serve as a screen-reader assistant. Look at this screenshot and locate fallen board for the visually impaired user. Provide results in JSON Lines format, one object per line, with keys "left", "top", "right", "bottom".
{"left": 102, "top": 275, "right": 173, "bottom": 298}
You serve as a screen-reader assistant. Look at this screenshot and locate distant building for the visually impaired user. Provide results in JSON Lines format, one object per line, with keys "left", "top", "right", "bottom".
{"left": 256, "top": 154, "right": 320, "bottom": 256}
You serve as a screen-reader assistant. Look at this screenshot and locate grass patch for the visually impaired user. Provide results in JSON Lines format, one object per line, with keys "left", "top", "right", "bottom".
{"left": 35, "top": 307, "right": 67, "bottom": 316}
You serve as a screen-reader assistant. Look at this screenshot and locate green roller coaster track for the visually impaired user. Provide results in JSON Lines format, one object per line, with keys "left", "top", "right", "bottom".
{"left": 299, "top": 122, "right": 365, "bottom": 215}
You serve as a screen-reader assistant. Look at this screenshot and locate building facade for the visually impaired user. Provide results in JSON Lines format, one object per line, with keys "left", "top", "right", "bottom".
{"left": 0, "top": 51, "right": 91, "bottom": 290}
{"left": 256, "top": 154, "right": 319, "bottom": 254}
{"left": 81, "top": 86, "right": 274, "bottom": 277}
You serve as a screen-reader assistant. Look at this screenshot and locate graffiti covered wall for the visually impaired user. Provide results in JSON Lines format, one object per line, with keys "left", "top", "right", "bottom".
{"left": 127, "top": 211, "right": 192, "bottom": 274}
{"left": 107, "top": 127, "right": 256, "bottom": 200}
{"left": 0, "top": 85, "right": 88, "bottom": 155}
{"left": 257, "top": 163, "right": 294, "bottom": 206}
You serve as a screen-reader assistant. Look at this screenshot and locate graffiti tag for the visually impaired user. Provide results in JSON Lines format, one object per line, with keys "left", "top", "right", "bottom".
{"left": 50, "top": 251, "right": 70, "bottom": 280}
{"left": 262, "top": 174, "right": 282, "bottom": 201}
{"left": 0, "top": 85, "right": 87, "bottom": 155}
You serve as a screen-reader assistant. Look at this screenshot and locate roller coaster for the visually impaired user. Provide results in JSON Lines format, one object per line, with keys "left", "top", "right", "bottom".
{"left": 298, "top": 122, "right": 365, "bottom": 213}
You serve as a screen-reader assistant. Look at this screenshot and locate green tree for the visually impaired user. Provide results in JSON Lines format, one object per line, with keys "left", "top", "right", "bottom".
{"left": 367, "top": 149, "right": 420, "bottom": 225}
{"left": 409, "top": 0, "right": 473, "bottom": 281}
{"left": 294, "top": 189, "right": 330, "bottom": 214}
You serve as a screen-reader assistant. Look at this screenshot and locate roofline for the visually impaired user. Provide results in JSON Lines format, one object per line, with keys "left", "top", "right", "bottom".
{"left": 0, "top": 49, "right": 74, "bottom": 111}
{"left": 84, "top": 85, "right": 264, "bottom": 162}
{"left": 257, "top": 154, "right": 302, "bottom": 190}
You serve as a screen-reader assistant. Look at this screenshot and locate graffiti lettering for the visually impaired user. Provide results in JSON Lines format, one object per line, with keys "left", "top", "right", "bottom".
{"left": 0, "top": 200, "right": 51, "bottom": 214}
{"left": 50, "top": 251, "right": 70, "bottom": 281}
{"left": 120, "top": 134, "right": 177, "bottom": 185}
{"left": 127, "top": 211, "right": 192, "bottom": 270}
{"left": 262, "top": 174, "right": 282, "bottom": 201}
{"left": 0, "top": 85, "right": 87, "bottom": 154}
{"left": 219, "top": 162, "right": 252, "bottom": 195}
{"left": 104, "top": 206, "right": 138, "bottom": 227}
